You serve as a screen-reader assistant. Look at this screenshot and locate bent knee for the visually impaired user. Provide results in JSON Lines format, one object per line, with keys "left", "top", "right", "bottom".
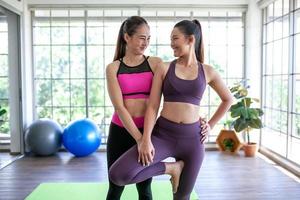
{"left": 108, "top": 165, "right": 133, "bottom": 186}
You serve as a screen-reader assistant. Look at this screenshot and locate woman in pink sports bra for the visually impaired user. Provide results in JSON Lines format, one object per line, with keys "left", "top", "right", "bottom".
{"left": 106, "top": 16, "right": 210, "bottom": 200}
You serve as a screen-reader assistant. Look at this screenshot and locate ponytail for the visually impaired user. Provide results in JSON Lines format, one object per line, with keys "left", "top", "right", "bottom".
{"left": 113, "top": 20, "right": 127, "bottom": 61}
{"left": 192, "top": 19, "right": 204, "bottom": 63}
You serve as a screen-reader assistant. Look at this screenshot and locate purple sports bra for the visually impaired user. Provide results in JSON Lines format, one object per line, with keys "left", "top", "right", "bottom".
{"left": 162, "top": 59, "right": 206, "bottom": 106}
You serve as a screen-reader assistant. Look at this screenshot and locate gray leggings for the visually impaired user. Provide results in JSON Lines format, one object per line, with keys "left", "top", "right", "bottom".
{"left": 109, "top": 116, "right": 205, "bottom": 200}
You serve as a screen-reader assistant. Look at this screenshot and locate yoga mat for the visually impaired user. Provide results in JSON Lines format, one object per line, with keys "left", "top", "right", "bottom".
{"left": 26, "top": 181, "right": 198, "bottom": 200}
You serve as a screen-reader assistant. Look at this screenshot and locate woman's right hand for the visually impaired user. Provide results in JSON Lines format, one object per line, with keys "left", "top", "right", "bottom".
{"left": 137, "top": 138, "right": 155, "bottom": 166}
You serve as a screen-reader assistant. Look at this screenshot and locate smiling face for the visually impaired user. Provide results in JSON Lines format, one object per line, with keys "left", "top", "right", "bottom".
{"left": 125, "top": 24, "right": 150, "bottom": 55}
{"left": 170, "top": 27, "right": 192, "bottom": 58}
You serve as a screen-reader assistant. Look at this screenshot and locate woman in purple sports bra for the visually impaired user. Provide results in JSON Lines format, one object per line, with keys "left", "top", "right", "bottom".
{"left": 108, "top": 19, "right": 233, "bottom": 200}
{"left": 106, "top": 16, "right": 210, "bottom": 200}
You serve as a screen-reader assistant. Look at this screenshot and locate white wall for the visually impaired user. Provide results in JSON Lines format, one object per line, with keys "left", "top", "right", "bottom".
{"left": 245, "top": 0, "right": 262, "bottom": 143}
{"left": 245, "top": 0, "right": 262, "bottom": 99}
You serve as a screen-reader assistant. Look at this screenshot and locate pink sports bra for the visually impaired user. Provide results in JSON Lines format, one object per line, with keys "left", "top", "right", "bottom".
{"left": 112, "top": 56, "right": 153, "bottom": 128}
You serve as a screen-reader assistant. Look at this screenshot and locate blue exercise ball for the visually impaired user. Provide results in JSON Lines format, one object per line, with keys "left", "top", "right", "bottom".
{"left": 25, "top": 119, "right": 63, "bottom": 156}
{"left": 63, "top": 118, "right": 101, "bottom": 157}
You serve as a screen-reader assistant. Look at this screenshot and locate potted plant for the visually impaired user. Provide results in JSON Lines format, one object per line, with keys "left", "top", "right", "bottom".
{"left": 229, "top": 82, "right": 264, "bottom": 157}
{"left": 0, "top": 105, "right": 7, "bottom": 131}
{"left": 216, "top": 119, "right": 242, "bottom": 153}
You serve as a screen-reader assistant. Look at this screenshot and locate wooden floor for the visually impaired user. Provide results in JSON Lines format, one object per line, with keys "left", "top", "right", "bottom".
{"left": 0, "top": 151, "right": 300, "bottom": 200}
{"left": 0, "top": 153, "right": 20, "bottom": 170}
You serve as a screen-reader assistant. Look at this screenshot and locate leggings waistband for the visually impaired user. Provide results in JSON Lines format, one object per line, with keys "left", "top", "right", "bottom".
{"left": 154, "top": 116, "right": 201, "bottom": 138}
{"left": 112, "top": 112, "right": 144, "bottom": 128}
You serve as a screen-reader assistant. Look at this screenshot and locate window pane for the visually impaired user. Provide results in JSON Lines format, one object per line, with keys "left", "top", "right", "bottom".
{"left": 0, "top": 78, "right": 9, "bottom": 98}
{"left": 70, "top": 46, "right": 85, "bottom": 78}
{"left": 156, "top": 21, "right": 173, "bottom": 44}
{"left": 87, "top": 46, "right": 104, "bottom": 78}
{"left": 104, "top": 45, "right": 115, "bottom": 66}
{"left": 88, "top": 79, "right": 105, "bottom": 106}
{"left": 0, "top": 55, "right": 8, "bottom": 76}
{"left": 37, "top": 106, "right": 52, "bottom": 119}
{"left": 295, "top": 34, "right": 300, "bottom": 73}
{"left": 297, "top": 0, "right": 300, "bottom": 9}
{"left": 295, "top": 9, "right": 300, "bottom": 34}
{"left": 282, "top": 15, "right": 289, "bottom": 37}
{"left": 228, "top": 46, "right": 243, "bottom": 78}
{"left": 52, "top": 27, "right": 69, "bottom": 45}
{"left": 87, "top": 27, "right": 103, "bottom": 44}
{"left": 283, "top": 0, "right": 289, "bottom": 15}
{"left": 282, "top": 38, "right": 289, "bottom": 75}
{"left": 71, "top": 107, "right": 85, "bottom": 120}
{"left": 53, "top": 107, "right": 70, "bottom": 125}
{"left": 0, "top": 33, "right": 8, "bottom": 54}
{"left": 266, "top": 22, "right": 273, "bottom": 42}
{"left": 104, "top": 21, "right": 122, "bottom": 45}
{"left": 261, "top": 127, "right": 287, "bottom": 156}
{"left": 71, "top": 80, "right": 85, "bottom": 106}
{"left": 52, "top": 80, "right": 70, "bottom": 106}
{"left": 89, "top": 107, "right": 105, "bottom": 124}
{"left": 273, "top": 40, "right": 282, "bottom": 74}
{"left": 228, "top": 26, "right": 243, "bottom": 45}
{"left": 105, "top": 88, "right": 112, "bottom": 107}
{"left": 295, "top": 75, "right": 300, "bottom": 113}
{"left": 33, "top": 27, "right": 50, "bottom": 45}
{"left": 282, "top": 75, "right": 288, "bottom": 111}
{"left": 209, "top": 46, "right": 227, "bottom": 77}
{"left": 274, "top": 18, "right": 282, "bottom": 40}
{"left": 52, "top": 46, "right": 69, "bottom": 78}
{"left": 272, "top": 76, "right": 282, "bottom": 109}
{"left": 265, "top": 76, "right": 272, "bottom": 108}
{"left": 210, "top": 21, "right": 227, "bottom": 45}
{"left": 274, "top": 0, "right": 283, "bottom": 18}
{"left": 70, "top": 27, "right": 85, "bottom": 44}
{"left": 34, "top": 46, "right": 51, "bottom": 78}
{"left": 266, "top": 43, "right": 273, "bottom": 74}
{"left": 267, "top": 3, "right": 274, "bottom": 22}
{"left": 157, "top": 45, "right": 174, "bottom": 62}
{"left": 35, "top": 79, "right": 52, "bottom": 106}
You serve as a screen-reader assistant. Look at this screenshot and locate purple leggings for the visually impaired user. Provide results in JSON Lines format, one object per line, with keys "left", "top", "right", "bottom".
{"left": 109, "top": 116, "right": 205, "bottom": 200}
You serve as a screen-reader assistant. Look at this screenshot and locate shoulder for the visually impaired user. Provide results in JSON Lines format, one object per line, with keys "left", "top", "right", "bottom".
{"left": 147, "top": 56, "right": 163, "bottom": 72}
{"left": 106, "top": 60, "right": 121, "bottom": 74}
{"left": 202, "top": 63, "right": 219, "bottom": 83}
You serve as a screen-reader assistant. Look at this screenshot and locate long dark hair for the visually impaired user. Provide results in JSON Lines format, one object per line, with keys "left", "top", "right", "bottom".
{"left": 174, "top": 19, "right": 204, "bottom": 63}
{"left": 113, "top": 16, "right": 148, "bottom": 61}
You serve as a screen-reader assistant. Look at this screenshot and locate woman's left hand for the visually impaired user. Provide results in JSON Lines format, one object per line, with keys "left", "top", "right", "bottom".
{"left": 199, "top": 117, "right": 210, "bottom": 143}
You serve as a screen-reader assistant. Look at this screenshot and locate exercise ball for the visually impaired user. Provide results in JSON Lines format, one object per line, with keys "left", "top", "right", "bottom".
{"left": 25, "top": 119, "right": 63, "bottom": 156}
{"left": 63, "top": 118, "right": 101, "bottom": 157}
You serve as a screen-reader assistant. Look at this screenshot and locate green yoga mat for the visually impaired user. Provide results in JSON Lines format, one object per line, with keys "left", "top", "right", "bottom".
{"left": 26, "top": 181, "right": 198, "bottom": 200}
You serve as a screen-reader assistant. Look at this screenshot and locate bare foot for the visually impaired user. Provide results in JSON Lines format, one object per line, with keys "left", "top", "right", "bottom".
{"left": 168, "top": 160, "right": 184, "bottom": 194}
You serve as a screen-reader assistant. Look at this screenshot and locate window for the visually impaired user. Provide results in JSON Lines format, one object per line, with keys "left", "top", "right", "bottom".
{"left": 0, "top": 11, "right": 9, "bottom": 135}
{"left": 32, "top": 8, "right": 245, "bottom": 143}
{"left": 262, "top": 0, "right": 300, "bottom": 165}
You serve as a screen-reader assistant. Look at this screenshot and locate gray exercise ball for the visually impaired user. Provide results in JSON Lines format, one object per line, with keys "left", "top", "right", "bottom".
{"left": 25, "top": 119, "right": 63, "bottom": 156}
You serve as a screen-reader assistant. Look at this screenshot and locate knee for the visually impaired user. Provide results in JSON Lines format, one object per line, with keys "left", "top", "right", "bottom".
{"left": 108, "top": 164, "right": 133, "bottom": 186}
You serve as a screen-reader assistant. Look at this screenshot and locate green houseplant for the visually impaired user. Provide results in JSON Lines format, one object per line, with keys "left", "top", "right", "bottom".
{"left": 229, "top": 82, "right": 264, "bottom": 156}
{"left": 0, "top": 105, "right": 7, "bottom": 130}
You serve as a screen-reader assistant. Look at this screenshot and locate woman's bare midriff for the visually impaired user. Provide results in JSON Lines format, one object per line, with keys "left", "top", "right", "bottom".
{"left": 124, "top": 98, "right": 148, "bottom": 117}
{"left": 160, "top": 102, "right": 200, "bottom": 124}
